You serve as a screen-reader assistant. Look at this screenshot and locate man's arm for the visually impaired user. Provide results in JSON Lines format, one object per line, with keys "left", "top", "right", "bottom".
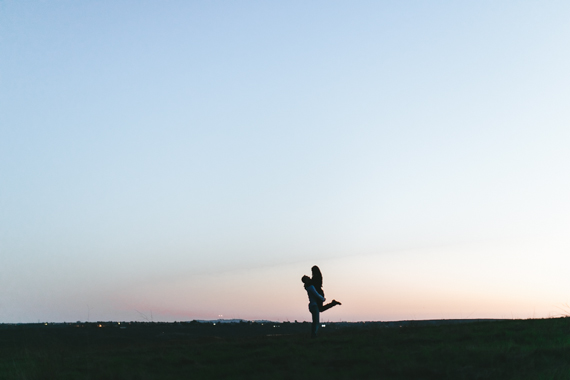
{"left": 307, "top": 285, "right": 325, "bottom": 302}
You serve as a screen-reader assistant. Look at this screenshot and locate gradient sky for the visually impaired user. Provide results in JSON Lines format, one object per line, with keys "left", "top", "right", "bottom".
{"left": 2, "top": 1, "right": 570, "bottom": 323}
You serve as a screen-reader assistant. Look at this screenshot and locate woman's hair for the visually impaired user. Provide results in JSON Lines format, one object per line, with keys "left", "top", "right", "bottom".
{"left": 311, "top": 265, "right": 323, "bottom": 288}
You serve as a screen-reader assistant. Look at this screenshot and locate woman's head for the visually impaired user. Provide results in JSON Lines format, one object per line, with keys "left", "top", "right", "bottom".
{"left": 311, "top": 265, "right": 323, "bottom": 287}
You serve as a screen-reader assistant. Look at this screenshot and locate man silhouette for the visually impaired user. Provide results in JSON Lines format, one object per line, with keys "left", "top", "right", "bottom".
{"left": 302, "top": 275, "right": 325, "bottom": 338}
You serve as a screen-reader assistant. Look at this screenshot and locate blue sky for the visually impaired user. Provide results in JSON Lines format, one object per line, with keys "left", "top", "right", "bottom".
{"left": 2, "top": 1, "right": 570, "bottom": 322}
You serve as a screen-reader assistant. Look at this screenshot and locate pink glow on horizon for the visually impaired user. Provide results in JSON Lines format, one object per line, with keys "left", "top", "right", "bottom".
{"left": 107, "top": 240, "right": 570, "bottom": 322}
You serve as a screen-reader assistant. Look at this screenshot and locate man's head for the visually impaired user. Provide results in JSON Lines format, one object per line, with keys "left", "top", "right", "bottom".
{"left": 301, "top": 275, "right": 311, "bottom": 285}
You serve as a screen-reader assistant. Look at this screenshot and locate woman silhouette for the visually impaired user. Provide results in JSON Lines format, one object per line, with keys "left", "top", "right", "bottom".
{"left": 311, "top": 265, "right": 341, "bottom": 312}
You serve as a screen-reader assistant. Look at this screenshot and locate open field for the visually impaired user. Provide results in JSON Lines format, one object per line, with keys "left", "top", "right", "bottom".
{"left": 2, "top": 318, "right": 570, "bottom": 379}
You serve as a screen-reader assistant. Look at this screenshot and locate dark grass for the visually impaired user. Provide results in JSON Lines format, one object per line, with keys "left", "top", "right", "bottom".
{"left": 2, "top": 318, "right": 570, "bottom": 379}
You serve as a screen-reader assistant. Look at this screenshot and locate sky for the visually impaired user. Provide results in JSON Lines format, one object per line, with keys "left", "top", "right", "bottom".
{"left": 2, "top": 1, "right": 570, "bottom": 323}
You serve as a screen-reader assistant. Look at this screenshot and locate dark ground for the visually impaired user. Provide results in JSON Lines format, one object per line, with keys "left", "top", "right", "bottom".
{"left": 2, "top": 318, "right": 570, "bottom": 379}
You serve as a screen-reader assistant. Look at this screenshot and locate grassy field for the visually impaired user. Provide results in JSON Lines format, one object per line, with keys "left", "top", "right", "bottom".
{"left": 2, "top": 318, "right": 570, "bottom": 379}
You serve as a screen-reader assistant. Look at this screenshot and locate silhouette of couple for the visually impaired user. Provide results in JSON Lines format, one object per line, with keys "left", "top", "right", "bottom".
{"left": 302, "top": 265, "right": 341, "bottom": 338}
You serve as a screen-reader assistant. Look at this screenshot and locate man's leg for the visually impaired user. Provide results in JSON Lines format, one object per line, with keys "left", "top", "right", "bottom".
{"left": 310, "top": 304, "right": 320, "bottom": 338}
